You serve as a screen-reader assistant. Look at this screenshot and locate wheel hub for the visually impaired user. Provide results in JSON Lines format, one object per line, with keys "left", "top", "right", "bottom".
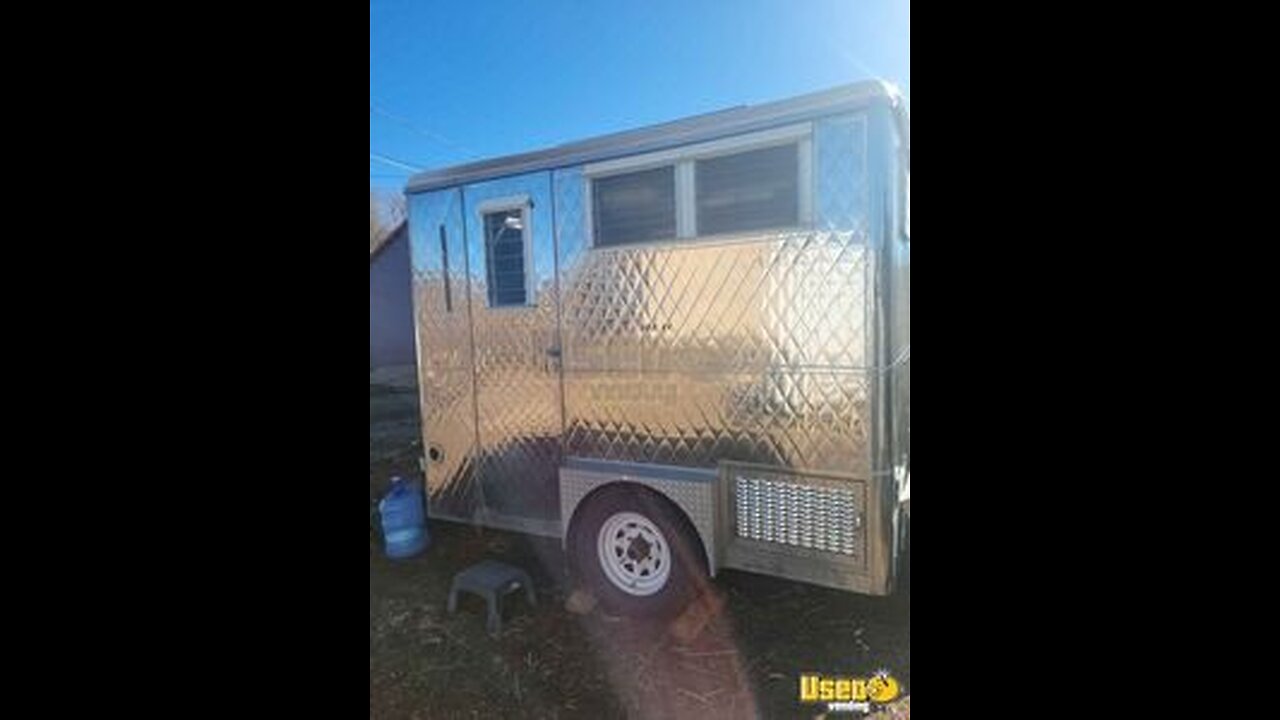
{"left": 596, "top": 511, "right": 672, "bottom": 597}
{"left": 626, "top": 535, "right": 651, "bottom": 562}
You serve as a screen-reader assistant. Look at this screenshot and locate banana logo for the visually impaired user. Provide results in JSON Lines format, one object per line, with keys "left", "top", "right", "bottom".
{"left": 867, "top": 672, "right": 901, "bottom": 703}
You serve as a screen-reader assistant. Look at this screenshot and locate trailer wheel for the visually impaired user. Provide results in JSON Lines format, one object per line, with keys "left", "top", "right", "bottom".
{"left": 569, "top": 485, "right": 707, "bottom": 618}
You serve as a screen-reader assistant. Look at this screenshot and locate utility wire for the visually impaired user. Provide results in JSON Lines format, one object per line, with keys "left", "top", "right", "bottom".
{"left": 370, "top": 102, "right": 477, "bottom": 158}
{"left": 370, "top": 153, "right": 422, "bottom": 172}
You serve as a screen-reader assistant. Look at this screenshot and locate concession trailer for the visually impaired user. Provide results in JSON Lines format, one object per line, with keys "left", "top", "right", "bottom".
{"left": 405, "top": 80, "right": 910, "bottom": 614}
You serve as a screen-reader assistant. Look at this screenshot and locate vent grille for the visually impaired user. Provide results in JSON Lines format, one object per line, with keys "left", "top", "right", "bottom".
{"left": 734, "top": 475, "right": 861, "bottom": 555}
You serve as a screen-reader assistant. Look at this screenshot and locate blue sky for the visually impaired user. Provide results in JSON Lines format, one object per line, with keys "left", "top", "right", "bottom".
{"left": 370, "top": 1, "right": 909, "bottom": 193}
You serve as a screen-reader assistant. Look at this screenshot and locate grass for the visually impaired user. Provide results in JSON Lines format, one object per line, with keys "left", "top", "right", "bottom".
{"left": 370, "top": 382, "right": 909, "bottom": 718}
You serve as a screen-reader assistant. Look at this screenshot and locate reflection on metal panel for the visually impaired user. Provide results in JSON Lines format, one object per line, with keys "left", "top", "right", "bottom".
{"left": 815, "top": 114, "right": 868, "bottom": 233}
{"left": 460, "top": 172, "right": 563, "bottom": 521}
{"left": 553, "top": 167, "right": 588, "bottom": 276}
{"left": 558, "top": 229, "right": 872, "bottom": 475}
{"left": 408, "top": 188, "right": 480, "bottom": 519}
{"left": 414, "top": 109, "right": 885, "bottom": 549}
{"left": 890, "top": 120, "right": 910, "bottom": 477}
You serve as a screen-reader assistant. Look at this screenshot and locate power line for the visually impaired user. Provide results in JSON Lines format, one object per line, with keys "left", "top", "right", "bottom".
{"left": 370, "top": 102, "right": 476, "bottom": 157}
{"left": 368, "top": 164, "right": 413, "bottom": 177}
{"left": 370, "top": 152, "right": 422, "bottom": 172}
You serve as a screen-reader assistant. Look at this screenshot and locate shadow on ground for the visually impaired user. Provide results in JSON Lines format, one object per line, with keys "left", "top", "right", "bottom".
{"left": 370, "top": 381, "right": 909, "bottom": 718}
{"left": 370, "top": 522, "right": 909, "bottom": 719}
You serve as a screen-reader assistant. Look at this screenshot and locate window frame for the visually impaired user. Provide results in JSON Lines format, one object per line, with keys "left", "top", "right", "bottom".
{"left": 476, "top": 195, "right": 534, "bottom": 309}
{"left": 583, "top": 123, "right": 813, "bottom": 249}
{"left": 587, "top": 164, "right": 678, "bottom": 249}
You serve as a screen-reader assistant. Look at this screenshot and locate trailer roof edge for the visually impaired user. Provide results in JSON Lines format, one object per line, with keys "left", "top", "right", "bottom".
{"left": 405, "top": 80, "right": 902, "bottom": 195}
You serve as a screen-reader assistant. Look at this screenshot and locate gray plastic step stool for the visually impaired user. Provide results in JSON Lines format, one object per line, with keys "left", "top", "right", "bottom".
{"left": 447, "top": 560, "right": 536, "bottom": 636}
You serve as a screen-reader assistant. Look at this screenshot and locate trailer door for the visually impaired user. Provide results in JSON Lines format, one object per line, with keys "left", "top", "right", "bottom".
{"left": 461, "top": 173, "right": 563, "bottom": 535}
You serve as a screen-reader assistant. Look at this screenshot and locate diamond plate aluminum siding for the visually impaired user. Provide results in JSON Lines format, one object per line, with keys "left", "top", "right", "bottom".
{"left": 409, "top": 188, "right": 481, "bottom": 520}
{"left": 815, "top": 114, "right": 869, "bottom": 233}
{"left": 411, "top": 107, "right": 887, "bottom": 576}
{"left": 556, "top": 229, "right": 873, "bottom": 476}
{"left": 460, "top": 172, "right": 564, "bottom": 523}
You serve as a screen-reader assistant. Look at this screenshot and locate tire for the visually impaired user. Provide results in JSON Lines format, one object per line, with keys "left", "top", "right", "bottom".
{"left": 568, "top": 484, "right": 708, "bottom": 618}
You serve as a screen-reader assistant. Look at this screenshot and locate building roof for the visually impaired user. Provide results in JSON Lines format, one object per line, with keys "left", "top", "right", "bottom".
{"left": 369, "top": 219, "right": 408, "bottom": 260}
{"left": 406, "top": 80, "right": 905, "bottom": 194}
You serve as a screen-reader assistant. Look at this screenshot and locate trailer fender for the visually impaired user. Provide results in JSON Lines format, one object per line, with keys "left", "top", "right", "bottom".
{"left": 564, "top": 482, "right": 711, "bottom": 616}
{"left": 560, "top": 459, "right": 720, "bottom": 577}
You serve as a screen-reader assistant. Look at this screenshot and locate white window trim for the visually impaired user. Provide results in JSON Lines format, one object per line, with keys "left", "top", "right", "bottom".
{"left": 583, "top": 122, "right": 812, "bottom": 176}
{"left": 797, "top": 135, "right": 813, "bottom": 227}
{"left": 476, "top": 195, "right": 534, "bottom": 309}
{"left": 583, "top": 123, "right": 814, "bottom": 248}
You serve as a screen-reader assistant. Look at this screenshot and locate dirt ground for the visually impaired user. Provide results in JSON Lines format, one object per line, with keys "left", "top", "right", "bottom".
{"left": 371, "top": 381, "right": 910, "bottom": 719}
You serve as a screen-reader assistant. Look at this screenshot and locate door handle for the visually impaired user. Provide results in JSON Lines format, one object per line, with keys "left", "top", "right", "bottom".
{"left": 544, "top": 346, "right": 562, "bottom": 373}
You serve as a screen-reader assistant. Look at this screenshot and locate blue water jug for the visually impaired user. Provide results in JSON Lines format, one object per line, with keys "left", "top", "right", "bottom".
{"left": 379, "top": 476, "right": 429, "bottom": 558}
